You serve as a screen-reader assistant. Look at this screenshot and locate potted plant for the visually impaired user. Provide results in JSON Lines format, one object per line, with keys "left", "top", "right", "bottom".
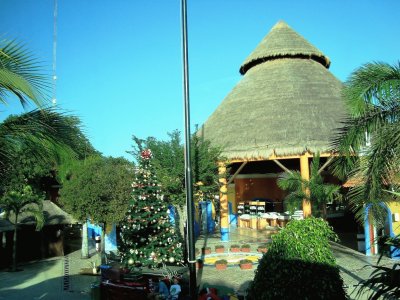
{"left": 257, "top": 244, "right": 268, "bottom": 253}
{"left": 239, "top": 259, "right": 253, "bottom": 270}
{"left": 202, "top": 247, "right": 211, "bottom": 255}
{"left": 230, "top": 244, "right": 240, "bottom": 252}
{"left": 241, "top": 244, "right": 251, "bottom": 252}
{"left": 215, "top": 245, "right": 225, "bottom": 253}
{"left": 215, "top": 259, "right": 228, "bottom": 270}
{"left": 196, "top": 259, "right": 204, "bottom": 269}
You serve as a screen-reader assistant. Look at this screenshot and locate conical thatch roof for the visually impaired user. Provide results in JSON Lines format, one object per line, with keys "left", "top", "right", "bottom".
{"left": 200, "top": 21, "right": 346, "bottom": 161}
{"left": 240, "top": 21, "right": 330, "bottom": 75}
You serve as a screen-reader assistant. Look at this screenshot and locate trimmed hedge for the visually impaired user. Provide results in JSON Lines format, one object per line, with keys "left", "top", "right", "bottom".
{"left": 247, "top": 217, "right": 347, "bottom": 299}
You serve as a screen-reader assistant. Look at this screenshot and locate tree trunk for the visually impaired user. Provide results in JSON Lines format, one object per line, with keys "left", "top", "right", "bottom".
{"left": 321, "top": 203, "right": 327, "bottom": 220}
{"left": 81, "top": 222, "right": 89, "bottom": 259}
{"left": 12, "top": 213, "right": 18, "bottom": 272}
{"left": 101, "top": 223, "right": 106, "bottom": 265}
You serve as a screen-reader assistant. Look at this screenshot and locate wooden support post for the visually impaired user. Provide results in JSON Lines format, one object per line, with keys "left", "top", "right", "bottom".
{"left": 219, "top": 162, "right": 229, "bottom": 241}
{"left": 300, "top": 154, "right": 311, "bottom": 218}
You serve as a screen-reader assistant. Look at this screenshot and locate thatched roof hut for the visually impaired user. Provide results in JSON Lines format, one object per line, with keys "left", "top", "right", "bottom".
{"left": 8, "top": 200, "right": 77, "bottom": 227}
{"left": 200, "top": 21, "right": 346, "bottom": 161}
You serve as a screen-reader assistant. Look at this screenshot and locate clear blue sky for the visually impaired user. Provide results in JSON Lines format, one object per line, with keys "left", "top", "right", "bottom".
{"left": 1, "top": 0, "right": 399, "bottom": 159}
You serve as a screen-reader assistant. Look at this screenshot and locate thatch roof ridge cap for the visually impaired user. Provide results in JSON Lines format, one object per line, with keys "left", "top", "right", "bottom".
{"left": 240, "top": 20, "right": 330, "bottom": 75}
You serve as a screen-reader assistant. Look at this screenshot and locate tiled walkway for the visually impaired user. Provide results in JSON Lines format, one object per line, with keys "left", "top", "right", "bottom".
{"left": 0, "top": 226, "right": 397, "bottom": 299}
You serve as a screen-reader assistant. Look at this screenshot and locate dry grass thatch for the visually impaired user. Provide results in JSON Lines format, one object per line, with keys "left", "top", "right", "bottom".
{"left": 200, "top": 21, "right": 346, "bottom": 161}
{"left": 9, "top": 200, "right": 77, "bottom": 226}
{"left": 240, "top": 20, "right": 330, "bottom": 75}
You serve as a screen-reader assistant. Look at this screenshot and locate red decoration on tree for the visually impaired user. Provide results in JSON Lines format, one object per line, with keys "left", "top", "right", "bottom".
{"left": 141, "top": 149, "right": 152, "bottom": 160}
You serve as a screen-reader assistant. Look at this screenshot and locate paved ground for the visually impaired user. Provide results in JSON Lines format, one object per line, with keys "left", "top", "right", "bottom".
{"left": 0, "top": 226, "right": 397, "bottom": 299}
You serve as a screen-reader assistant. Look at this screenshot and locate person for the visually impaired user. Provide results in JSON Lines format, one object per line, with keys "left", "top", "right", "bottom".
{"left": 168, "top": 277, "right": 181, "bottom": 300}
{"left": 158, "top": 279, "right": 169, "bottom": 299}
{"left": 198, "top": 287, "right": 219, "bottom": 300}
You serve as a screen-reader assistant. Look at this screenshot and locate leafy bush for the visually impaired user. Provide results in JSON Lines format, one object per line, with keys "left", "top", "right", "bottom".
{"left": 247, "top": 217, "right": 347, "bottom": 299}
{"left": 215, "top": 259, "right": 228, "bottom": 265}
{"left": 215, "top": 245, "right": 225, "bottom": 249}
{"left": 240, "top": 259, "right": 252, "bottom": 264}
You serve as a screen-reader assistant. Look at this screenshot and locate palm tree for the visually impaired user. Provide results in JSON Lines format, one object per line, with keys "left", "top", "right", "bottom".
{"left": 331, "top": 61, "right": 400, "bottom": 225}
{"left": 278, "top": 154, "right": 341, "bottom": 219}
{"left": 0, "top": 38, "right": 49, "bottom": 108}
{"left": 0, "top": 185, "right": 44, "bottom": 271}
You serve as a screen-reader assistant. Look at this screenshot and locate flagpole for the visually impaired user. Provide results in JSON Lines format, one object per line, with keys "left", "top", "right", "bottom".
{"left": 181, "top": 0, "right": 197, "bottom": 298}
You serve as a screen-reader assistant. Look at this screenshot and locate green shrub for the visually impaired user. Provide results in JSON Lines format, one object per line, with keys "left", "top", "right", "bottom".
{"left": 215, "top": 259, "right": 228, "bottom": 265}
{"left": 247, "top": 217, "right": 347, "bottom": 299}
{"left": 239, "top": 259, "right": 252, "bottom": 264}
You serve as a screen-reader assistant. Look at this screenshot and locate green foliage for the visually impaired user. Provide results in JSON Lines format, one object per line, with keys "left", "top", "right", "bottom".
{"left": 0, "top": 185, "right": 44, "bottom": 229}
{"left": 331, "top": 61, "right": 400, "bottom": 225}
{"left": 0, "top": 109, "right": 98, "bottom": 195}
{"left": 215, "top": 259, "right": 228, "bottom": 265}
{"left": 247, "top": 217, "right": 346, "bottom": 299}
{"left": 119, "top": 150, "right": 183, "bottom": 268}
{"left": 239, "top": 259, "right": 252, "bottom": 264}
{"left": 0, "top": 38, "right": 49, "bottom": 108}
{"left": 129, "top": 130, "right": 222, "bottom": 207}
{"left": 356, "top": 234, "right": 400, "bottom": 299}
{"left": 59, "top": 156, "right": 132, "bottom": 224}
{"left": 278, "top": 153, "right": 341, "bottom": 218}
{"left": 0, "top": 185, "right": 44, "bottom": 271}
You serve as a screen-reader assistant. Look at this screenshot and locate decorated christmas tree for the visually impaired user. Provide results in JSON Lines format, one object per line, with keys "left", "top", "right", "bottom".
{"left": 119, "top": 149, "right": 184, "bottom": 268}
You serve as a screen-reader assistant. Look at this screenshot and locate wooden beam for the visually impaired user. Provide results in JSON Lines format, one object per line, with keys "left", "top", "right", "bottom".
{"left": 317, "top": 156, "right": 334, "bottom": 175}
{"left": 227, "top": 151, "right": 336, "bottom": 163}
{"left": 273, "top": 159, "right": 292, "bottom": 174}
{"left": 227, "top": 161, "right": 248, "bottom": 185}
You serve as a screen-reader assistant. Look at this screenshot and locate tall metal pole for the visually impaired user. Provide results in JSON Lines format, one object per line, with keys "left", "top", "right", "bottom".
{"left": 52, "top": 0, "right": 58, "bottom": 106}
{"left": 181, "top": 0, "right": 197, "bottom": 298}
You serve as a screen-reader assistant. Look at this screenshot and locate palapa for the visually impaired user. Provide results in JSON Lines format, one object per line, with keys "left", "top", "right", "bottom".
{"left": 200, "top": 20, "right": 346, "bottom": 161}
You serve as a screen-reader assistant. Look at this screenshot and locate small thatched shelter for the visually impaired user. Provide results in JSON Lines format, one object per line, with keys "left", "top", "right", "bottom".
{"left": 199, "top": 21, "right": 347, "bottom": 238}
{"left": 0, "top": 201, "right": 78, "bottom": 265}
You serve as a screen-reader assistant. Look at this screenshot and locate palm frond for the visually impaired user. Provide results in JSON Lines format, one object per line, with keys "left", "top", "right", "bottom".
{"left": 0, "top": 108, "right": 83, "bottom": 167}
{"left": 0, "top": 38, "right": 50, "bottom": 108}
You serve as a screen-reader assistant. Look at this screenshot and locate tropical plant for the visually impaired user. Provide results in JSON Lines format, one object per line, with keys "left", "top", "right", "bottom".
{"left": 0, "top": 38, "right": 49, "bottom": 108}
{"left": 247, "top": 217, "right": 346, "bottom": 299}
{"left": 277, "top": 154, "right": 341, "bottom": 218}
{"left": 356, "top": 234, "right": 400, "bottom": 299}
{"left": 0, "top": 108, "right": 97, "bottom": 194}
{"left": 331, "top": 61, "right": 400, "bottom": 225}
{"left": 0, "top": 185, "right": 44, "bottom": 271}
